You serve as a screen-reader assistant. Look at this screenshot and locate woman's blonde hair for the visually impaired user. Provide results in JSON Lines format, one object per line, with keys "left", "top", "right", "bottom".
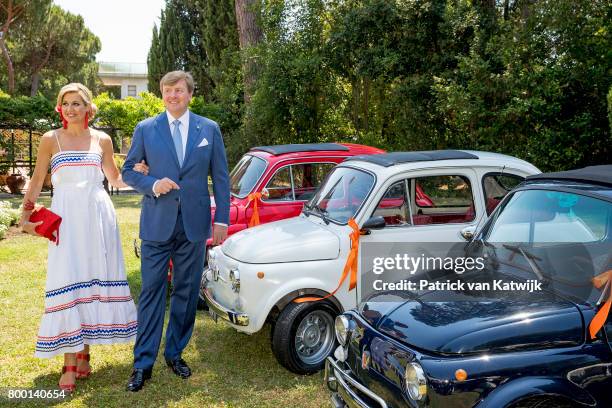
{"left": 56, "top": 83, "right": 98, "bottom": 119}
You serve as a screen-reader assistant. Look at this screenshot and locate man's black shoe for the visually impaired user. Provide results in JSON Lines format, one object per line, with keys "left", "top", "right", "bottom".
{"left": 126, "top": 367, "right": 152, "bottom": 392}
{"left": 165, "top": 357, "right": 191, "bottom": 379}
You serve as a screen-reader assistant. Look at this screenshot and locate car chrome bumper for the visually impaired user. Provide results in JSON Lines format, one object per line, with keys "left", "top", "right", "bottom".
{"left": 202, "top": 287, "right": 250, "bottom": 326}
{"left": 325, "top": 357, "right": 388, "bottom": 408}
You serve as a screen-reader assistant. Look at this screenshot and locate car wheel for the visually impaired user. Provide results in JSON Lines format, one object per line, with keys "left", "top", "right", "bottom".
{"left": 271, "top": 300, "right": 337, "bottom": 374}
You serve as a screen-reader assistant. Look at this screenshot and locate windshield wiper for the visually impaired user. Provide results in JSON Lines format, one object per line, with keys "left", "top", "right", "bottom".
{"left": 302, "top": 202, "right": 314, "bottom": 217}
{"left": 313, "top": 204, "right": 330, "bottom": 224}
{"left": 502, "top": 244, "right": 544, "bottom": 280}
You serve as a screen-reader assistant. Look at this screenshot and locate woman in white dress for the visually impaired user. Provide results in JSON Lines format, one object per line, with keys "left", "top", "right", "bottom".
{"left": 20, "top": 83, "right": 148, "bottom": 392}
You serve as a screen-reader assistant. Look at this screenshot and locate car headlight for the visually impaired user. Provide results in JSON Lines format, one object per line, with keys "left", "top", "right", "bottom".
{"left": 405, "top": 362, "right": 427, "bottom": 401}
{"left": 229, "top": 268, "right": 240, "bottom": 292}
{"left": 334, "top": 315, "right": 350, "bottom": 346}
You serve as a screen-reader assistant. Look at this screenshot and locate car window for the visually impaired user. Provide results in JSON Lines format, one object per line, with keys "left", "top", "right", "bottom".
{"left": 310, "top": 166, "right": 375, "bottom": 224}
{"left": 487, "top": 190, "right": 610, "bottom": 243}
{"left": 483, "top": 173, "right": 524, "bottom": 215}
{"left": 265, "top": 166, "right": 293, "bottom": 201}
{"left": 292, "top": 163, "right": 336, "bottom": 201}
{"left": 412, "top": 175, "right": 475, "bottom": 225}
{"left": 372, "top": 180, "right": 410, "bottom": 226}
{"left": 229, "top": 155, "right": 267, "bottom": 198}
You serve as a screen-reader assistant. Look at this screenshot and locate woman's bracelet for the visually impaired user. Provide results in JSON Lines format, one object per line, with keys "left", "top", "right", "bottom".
{"left": 22, "top": 199, "right": 35, "bottom": 211}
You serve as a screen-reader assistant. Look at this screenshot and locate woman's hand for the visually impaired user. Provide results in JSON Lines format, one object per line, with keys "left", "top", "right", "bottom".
{"left": 134, "top": 160, "right": 149, "bottom": 175}
{"left": 21, "top": 220, "right": 43, "bottom": 236}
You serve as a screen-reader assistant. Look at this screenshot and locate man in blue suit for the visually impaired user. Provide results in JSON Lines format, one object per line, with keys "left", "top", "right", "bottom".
{"left": 122, "top": 71, "right": 230, "bottom": 391}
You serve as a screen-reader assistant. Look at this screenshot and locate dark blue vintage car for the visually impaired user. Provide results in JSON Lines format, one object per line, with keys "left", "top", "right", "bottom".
{"left": 325, "top": 165, "right": 612, "bottom": 408}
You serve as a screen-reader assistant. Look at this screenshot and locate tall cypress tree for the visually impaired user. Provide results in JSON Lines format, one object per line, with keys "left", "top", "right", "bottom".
{"left": 147, "top": 24, "right": 162, "bottom": 95}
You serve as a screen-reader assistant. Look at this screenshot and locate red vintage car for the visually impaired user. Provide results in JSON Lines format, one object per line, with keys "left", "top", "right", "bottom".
{"left": 206, "top": 142, "right": 385, "bottom": 246}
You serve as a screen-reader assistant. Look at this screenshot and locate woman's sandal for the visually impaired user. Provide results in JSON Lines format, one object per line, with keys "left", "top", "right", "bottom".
{"left": 76, "top": 353, "right": 91, "bottom": 379}
{"left": 59, "top": 365, "right": 77, "bottom": 392}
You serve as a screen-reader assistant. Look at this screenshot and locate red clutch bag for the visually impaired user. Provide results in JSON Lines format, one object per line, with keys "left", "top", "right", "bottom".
{"left": 29, "top": 206, "right": 62, "bottom": 245}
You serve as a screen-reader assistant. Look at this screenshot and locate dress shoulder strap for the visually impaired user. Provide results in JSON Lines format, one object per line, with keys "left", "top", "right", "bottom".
{"left": 53, "top": 130, "right": 62, "bottom": 152}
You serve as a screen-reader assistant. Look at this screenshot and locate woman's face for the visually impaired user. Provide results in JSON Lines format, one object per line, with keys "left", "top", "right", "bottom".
{"left": 61, "top": 92, "right": 89, "bottom": 125}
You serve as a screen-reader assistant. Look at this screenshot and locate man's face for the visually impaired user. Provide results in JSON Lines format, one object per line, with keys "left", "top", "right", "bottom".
{"left": 162, "top": 79, "right": 192, "bottom": 117}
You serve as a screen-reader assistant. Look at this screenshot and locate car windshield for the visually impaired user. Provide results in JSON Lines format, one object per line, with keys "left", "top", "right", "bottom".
{"left": 229, "top": 155, "right": 267, "bottom": 198}
{"left": 307, "top": 166, "right": 375, "bottom": 224}
{"left": 482, "top": 189, "right": 612, "bottom": 303}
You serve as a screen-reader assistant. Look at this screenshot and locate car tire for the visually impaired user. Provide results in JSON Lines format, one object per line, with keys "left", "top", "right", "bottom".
{"left": 197, "top": 294, "right": 208, "bottom": 310}
{"left": 271, "top": 300, "right": 338, "bottom": 374}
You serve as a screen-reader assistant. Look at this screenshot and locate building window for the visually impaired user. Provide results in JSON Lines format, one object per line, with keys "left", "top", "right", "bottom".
{"left": 127, "top": 85, "right": 137, "bottom": 97}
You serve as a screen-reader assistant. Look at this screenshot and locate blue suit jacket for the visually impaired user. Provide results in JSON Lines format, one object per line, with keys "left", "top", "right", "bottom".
{"left": 122, "top": 111, "right": 230, "bottom": 242}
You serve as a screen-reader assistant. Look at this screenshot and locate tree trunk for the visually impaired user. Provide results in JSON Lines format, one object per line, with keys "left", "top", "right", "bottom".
{"left": 0, "top": 36, "right": 15, "bottom": 94}
{"left": 235, "top": 0, "right": 262, "bottom": 103}
{"left": 30, "top": 71, "right": 41, "bottom": 96}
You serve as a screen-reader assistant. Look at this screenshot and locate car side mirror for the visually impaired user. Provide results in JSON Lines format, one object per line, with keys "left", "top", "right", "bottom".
{"left": 361, "top": 216, "right": 386, "bottom": 234}
{"left": 261, "top": 187, "right": 270, "bottom": 199}
{"left": 460, "top": 226, "right": 476, "bottom": 241}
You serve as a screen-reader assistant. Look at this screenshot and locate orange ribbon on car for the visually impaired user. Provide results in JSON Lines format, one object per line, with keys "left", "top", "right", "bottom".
{"left": 247, "top": 192, "right": 262, "bottom": 227}
{"left": 295, "top": 218, "right": 360, "bottom": 303}
{"left": 588, "top": 269, "right": 612, "bottom": 339}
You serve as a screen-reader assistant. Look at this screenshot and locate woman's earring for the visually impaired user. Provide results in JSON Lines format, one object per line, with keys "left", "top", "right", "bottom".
{"left": 84, "top": 112, "right": 89, "bottom": 129}
{"left": 55, "top": 106, "right": 68, "bottom": 129}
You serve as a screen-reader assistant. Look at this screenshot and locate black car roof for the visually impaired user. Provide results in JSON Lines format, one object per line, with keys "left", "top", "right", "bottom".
{"left": 344, "top": 150, "right": 478, "bottom": 167}
{"left": 527, "top": 165, "right": 612, "bottom": 187}
{"left": 250, "top": 143, "right": 350, "bottom": 155}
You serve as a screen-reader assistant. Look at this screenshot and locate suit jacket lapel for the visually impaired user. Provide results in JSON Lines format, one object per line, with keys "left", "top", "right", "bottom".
{"left": 183, "top": 112, "right": 203, "bottom": 166}
{"left": 154, "top": 112, "right": 180, "bottom": 169}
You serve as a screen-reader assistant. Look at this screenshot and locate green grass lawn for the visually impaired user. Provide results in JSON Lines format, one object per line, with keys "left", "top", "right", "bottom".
{"left": 0, "top": 195, "right": 329, "bottom": 407}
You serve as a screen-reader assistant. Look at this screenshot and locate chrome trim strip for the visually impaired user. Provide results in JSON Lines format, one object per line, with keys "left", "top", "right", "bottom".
{"left": 203, "top": 287, "right": 250, "bottom": 326}
{"left": 325, "top": 357, "right": 388, "bottom": 408}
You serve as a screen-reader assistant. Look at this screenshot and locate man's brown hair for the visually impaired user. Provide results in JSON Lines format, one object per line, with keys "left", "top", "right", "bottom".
{"left": 159, "top": 71, "right": 195, "bottom": 94}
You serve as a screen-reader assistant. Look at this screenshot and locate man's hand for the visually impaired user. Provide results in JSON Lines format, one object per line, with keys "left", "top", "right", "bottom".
{"left": 21, "top": 220, "right": 43, "bottom": 236}
{"left": 133, "top": 160, "right": 149, "bottom": 175}
{"left": 212, "top": 224, "right": 228, "bottom": 246}
{"left": 153, "top": 177, "right": 180, "bottom": 196}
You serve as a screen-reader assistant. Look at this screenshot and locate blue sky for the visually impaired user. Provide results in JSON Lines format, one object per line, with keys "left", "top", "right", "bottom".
{"left": 54, "top": 0, "right": 166, "bottom": 63}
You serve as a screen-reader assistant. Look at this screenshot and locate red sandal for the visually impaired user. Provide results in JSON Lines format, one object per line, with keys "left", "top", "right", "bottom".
{"left": 76, "top": 353, "right": 91, "bottom": 379}
{"left": 59, "top": 365, "right": 77, "bottom": 392}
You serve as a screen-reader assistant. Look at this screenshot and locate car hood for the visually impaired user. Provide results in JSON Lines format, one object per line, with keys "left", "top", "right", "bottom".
{"left": 221, "top": 215, "right": 340, "bottom": 263}
{"left": 359, "top": 288, "right": 584, "bottom": 354}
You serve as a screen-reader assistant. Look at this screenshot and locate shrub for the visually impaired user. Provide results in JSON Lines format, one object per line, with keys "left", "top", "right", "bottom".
{"left": 0, "top": 209, "right": 12, "bottom": 228}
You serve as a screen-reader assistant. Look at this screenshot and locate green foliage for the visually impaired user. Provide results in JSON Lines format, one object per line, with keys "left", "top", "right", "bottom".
{"left": 240, "top": 0, "right": 610, "bottom": 171}
{"left": 0, "top": 92, "right": 57, "bottom": 127}
{"left": 433, "top": 0, "right": 611, "bottom": 170}
{"left": 147, "top": 0, "right": 214, "bottom": 97}
{"left": 0, "top": 201, "right": 19, "bottom": 229}
{"left": 93, "top": 92, "right": 165, "bottom": 139}
{"left": 0, "top": 1, "right": 101, "bottom": 98}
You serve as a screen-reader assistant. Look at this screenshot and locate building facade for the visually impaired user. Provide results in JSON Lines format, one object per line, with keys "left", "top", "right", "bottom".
{"left": 98, "top": 62, "right": 148, "bottom": 99}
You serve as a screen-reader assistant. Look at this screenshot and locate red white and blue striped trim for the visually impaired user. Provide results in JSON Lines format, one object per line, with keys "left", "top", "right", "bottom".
{"left": 36, "top": 321, "right": 138, "bottom": 353}
{"left": 50, "top": 151, "right": 101, "bottom": 174}
{"left": 44, "top": 295, "right": 134, "bottom": 314}
{"left": 46, "top": 279, "right": 130, "bottom": 298}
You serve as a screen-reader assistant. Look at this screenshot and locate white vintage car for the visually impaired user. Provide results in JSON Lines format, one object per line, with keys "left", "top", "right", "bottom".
{"left": 202, "top": 150, "right": 540, "bottom": 374}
